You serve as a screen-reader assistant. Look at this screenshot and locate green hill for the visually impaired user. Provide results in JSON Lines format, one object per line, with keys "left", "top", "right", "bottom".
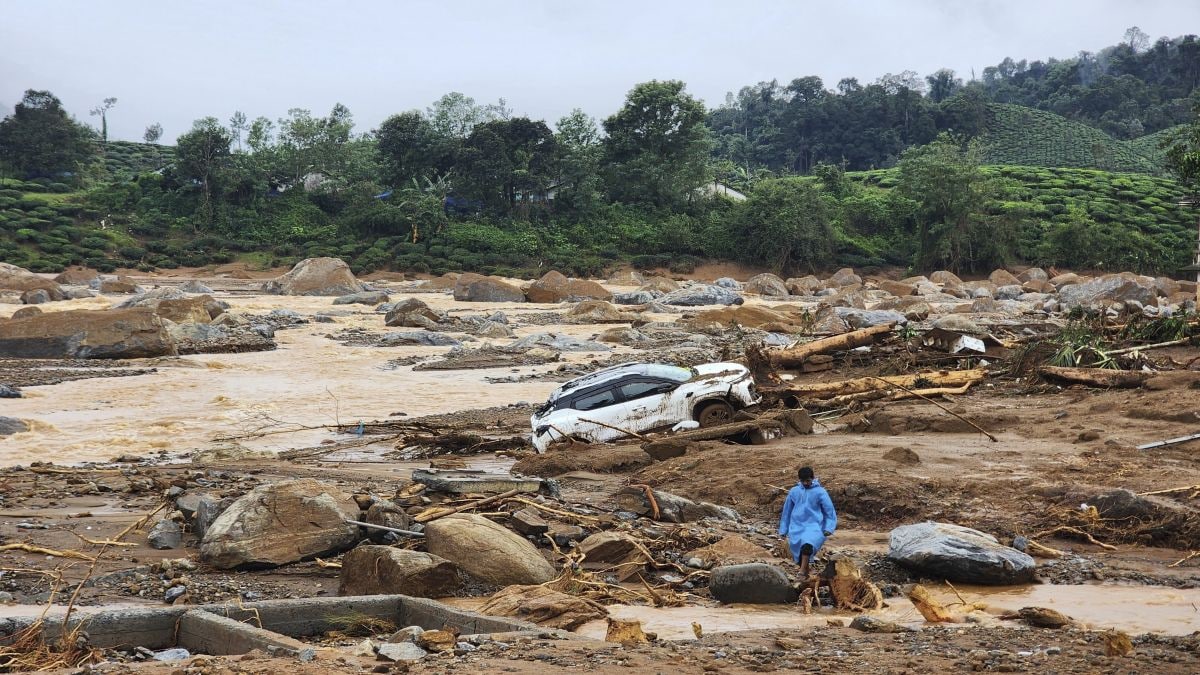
{"left": 101, "top": 141, "right": 174, "bottom": 179}
{"left": 980, "top": 104, "right": 1174, "bottom": 175}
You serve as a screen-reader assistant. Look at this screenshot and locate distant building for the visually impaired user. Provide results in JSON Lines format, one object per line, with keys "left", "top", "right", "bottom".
{"left": 697, "top": 181, "right": 747, "bottom": 201}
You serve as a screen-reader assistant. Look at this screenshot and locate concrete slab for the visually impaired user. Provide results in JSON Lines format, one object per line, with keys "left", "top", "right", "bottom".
{"left": 412, "top": 468, "right": 542, "bottom": 494}
{"left": 178, "top": 610, "right": 308, "bottom": 656}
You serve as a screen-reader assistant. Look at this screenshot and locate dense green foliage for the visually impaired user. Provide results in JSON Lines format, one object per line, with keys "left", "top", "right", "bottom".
{"left": 1, "top": 30, "right": 1198, "bottom": 280}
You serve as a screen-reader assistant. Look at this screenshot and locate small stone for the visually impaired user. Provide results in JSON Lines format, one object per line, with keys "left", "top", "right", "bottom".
{"left": 163, "top": 586, "right": 187, "bottom": 603}
{"left": 377, "top": 642, "right": 428, "bottom": 661}
{"left": 147, "top": 519, "right": 183, "bottom": 550}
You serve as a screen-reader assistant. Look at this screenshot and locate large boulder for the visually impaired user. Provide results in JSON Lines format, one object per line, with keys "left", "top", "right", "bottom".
{"left": 384, "top": 298, "right": 444, "bottom": 328}
{"left": 0, "top": 308, "right": 176, "bottom": 359}
{"left": 525, "top": 271, "right": 612, "bottom": 303}
{"left": 578, "top": 532, "right": 652, "bottom": 581}
{"left": 333, "top": 291, "right": 390, "bottom": 305}
{"left": 887, "top": 522, "right": 1036, "bottom": 585}
{"left": 0, "top": 417, "right": 30, "bottom": 436}
{"left": 453, "top": 273, "right": 526, "bottom": 303}
{"left": 564, "top": 300, "right": 638, "bottom": 324}
{"left": 200, "top": 479, "right": 360, "bottom": 569}
{"left": 262, "top": 257, "right": 364, "bottom": 296}
{"left": 54, "top": 267, "right": 100, "bottom": 286}
{"left": 988, "top": 269, "right": 1021, "bottom": 286}
{"left": 1059, "top": 274, "right": 1157, "bottom": 309}
{"left": 613, "top": 487, "right": 739, "bottom": 523}
{"left": 118, "top": 289, "right": 221, "bottom": 324}
{"left": 660, "top": 285, "right": 744, "bottom": 307}
{"left": 338, "top": 546, "right": 463, "bottom": 598}
{"left": 827, "top": 268, "right": 862, "bottom": 287}
{"left": 877, "top": 280, "right": 916, "bottom": 297}
{"left": 785, "top": 276, "right": 823, "bottom": 295}
{"left": 744, "top": 273, "right": 789, "bottom": 297}
{"left": 478, "top": 585, "right": 606, "bottom": 630}
{"left": 709, "top": 563, "right": 797, "bottom": 604}
{"left": 929, "top": 270, "right": 963, "bottom": 288}
{"left": 0, "top": 262, "right": 64, "bottom": 300}
{"left": 98, "top": 276, "right": 142, "bottom": 294}
{"left": 423, "top": 513, "right": 557, "bottom": 586}
{"left": 639, "top": 276, "right": 681, "bottom": 293}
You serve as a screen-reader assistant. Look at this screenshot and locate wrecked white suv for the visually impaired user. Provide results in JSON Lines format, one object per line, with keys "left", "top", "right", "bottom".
{"left": 530, "top": 362, "right": 760, "bottom": 452}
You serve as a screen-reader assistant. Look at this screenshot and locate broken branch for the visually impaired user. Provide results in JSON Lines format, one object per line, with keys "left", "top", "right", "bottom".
{"left": 413, "top": 488, "right": 524, "bottom": 523}
{"left": 0, "top": 543, "right": 95, "bottom": 561}
{"left": 865, "top": 376, "right": 997, "bottom": 442}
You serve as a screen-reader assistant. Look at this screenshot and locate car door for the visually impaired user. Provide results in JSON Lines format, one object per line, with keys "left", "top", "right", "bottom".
{"left": 613, "top": 378, "right": 678, "bottom": 431}
{"left": 567, "top": 383, "right": 625, "bottom": 443}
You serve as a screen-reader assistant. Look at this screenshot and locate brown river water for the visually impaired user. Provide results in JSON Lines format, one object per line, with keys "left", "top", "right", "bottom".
{"left": 0, "top": 287, "right": 630, "bottom": 465}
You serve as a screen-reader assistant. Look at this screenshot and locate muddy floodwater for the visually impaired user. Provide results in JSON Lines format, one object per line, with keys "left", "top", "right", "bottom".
{"left": 0, "top": 288, "right": 631, "bottom": 465}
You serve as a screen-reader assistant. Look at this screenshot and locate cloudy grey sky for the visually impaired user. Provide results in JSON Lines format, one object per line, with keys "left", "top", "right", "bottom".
{"left": 2, "top": 0, "right": 1196, "bottom": 143}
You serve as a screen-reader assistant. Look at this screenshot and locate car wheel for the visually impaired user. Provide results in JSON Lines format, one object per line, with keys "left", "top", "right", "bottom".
{"left": 695, "top": 400, "right": 734, "bottom": 427}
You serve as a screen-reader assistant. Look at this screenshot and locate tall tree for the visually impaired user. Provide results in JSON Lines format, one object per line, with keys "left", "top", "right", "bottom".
{"left": 730, "top": 179, "right": 833, "bottom": 273}
{"left": 175, "top": 117, "right": 232, "bottom": 228}
{"left": 602, "top": 80, "right": 712, "bottom": 208}
{"left": 375, "top": 110, "right": 456, "bottom": 187}
{"left": 90, "top": 97, "right": 117, "bottom": 143}
{"left": 895, "top": 134, "right": 1011, "bottom": 273}
{"left": 143, "top": 123, "right": 163, "bottom": 144}
{"left": 0, "top": 90, "right": 96, "bottom": 180}
{"left": 455, "top": 117, "right": 558, "bottom": 214}
{"left": 229, "top": 111, "right": 248, "bottom": 152}
{"left": 553, "top": 108, "right": 603, "bottom": 212}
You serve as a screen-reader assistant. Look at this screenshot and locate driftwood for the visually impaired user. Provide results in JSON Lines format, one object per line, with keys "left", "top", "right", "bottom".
{"left": 819, "top": 383, "right": 974, "bottom": 408}
{"left": 765, "top": 369, "right": 986, "bottom": 401}
{"left": 908, "top": 584, "right": 956, "bottom": 622}
{"left": 413, "top": 488, "right": 524, "bottom": 523}
{"left": 765, "top": 323, "right": 895, "bottom": 368}
{"left": 1039, "top": 366, "right": 1151, "bottom": 388}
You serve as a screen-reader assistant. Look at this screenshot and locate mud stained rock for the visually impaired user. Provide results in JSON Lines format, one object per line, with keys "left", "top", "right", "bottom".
{"left": 424, "top": 513, "right": 557, "bottom": 586}
{"left": 261, "top": 257, "right": 365, "bottom": 296}
{"left": 525, "top": 271, "right": 612, "bottom": 303}
{"left": 687, "top": 534, "right": 776, "bottom": 566}
{"left": 883, "top": 447, "right": 921, "bottom": 464}
{"left": 453, "top": 273, "right": 526, "bottom": 303}
{"left": 478, "top": 584, "right": 607, "bottom": 630}
{"left": 0, "top": 308, "right": 176, "bottom": 359}
{"left": 200, "top": 479, "right": 360, "bottom": 569}
{"left": 578, "top": 532, "right": 652, "bottom": 580}
{"left": 0, "top": 262, "right": 65, "bottom": 299}
{"left": 338, "top": 546, "right": 462, "bottom": 598}
{"left": 1017, "top": 606, "right": 1073, "bottom": 628}
{"left": 512, "top": 446, "right": 654, "bottom": 477}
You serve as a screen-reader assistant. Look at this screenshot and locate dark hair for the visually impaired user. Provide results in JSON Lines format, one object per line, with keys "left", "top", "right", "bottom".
{"left": 798, "top": 466, "right": 814, "bottom": 480}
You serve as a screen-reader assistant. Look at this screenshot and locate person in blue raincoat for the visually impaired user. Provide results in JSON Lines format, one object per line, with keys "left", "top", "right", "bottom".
{"left": 778, "top": 466, "right": 837, "bottom": 578}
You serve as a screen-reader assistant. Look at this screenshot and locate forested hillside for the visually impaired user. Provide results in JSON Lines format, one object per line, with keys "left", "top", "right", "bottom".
{"left": 0, "top": 29, "right": 1197, "bottom": 279}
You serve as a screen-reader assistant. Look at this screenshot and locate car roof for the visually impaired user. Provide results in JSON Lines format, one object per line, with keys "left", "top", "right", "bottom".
{"left": 547, "top": 363, "right": 694, "bottom": 402}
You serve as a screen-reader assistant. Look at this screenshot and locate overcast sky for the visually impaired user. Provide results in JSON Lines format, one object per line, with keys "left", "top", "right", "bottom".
{"left": 2, "top": 0, "right": 1197, "bottom": 143}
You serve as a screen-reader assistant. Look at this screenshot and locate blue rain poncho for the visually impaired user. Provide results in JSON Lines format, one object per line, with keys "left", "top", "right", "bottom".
{"left": 777, "top": 478, "right": 837, "bottom": 561}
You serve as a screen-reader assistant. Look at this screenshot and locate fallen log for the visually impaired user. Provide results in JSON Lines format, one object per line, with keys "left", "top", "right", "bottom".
{"left": 818, "top": 383, "right": 974, "bottom": 408}
{"left": 764, "top": 323, "right": 895, "bottom": 368}
{"left": 1039, "top": 366, "right": 1151, "bottom": 389}
{"left": 414, "top": 488, "right": 523, "bottom": 523}
{"left": 764, "top": 369, "right": 986, "bottom": 401}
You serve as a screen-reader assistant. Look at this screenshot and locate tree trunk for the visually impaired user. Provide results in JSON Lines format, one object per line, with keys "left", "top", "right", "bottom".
{"left": 762, "top": 323, "right": 895, "bottom": 368}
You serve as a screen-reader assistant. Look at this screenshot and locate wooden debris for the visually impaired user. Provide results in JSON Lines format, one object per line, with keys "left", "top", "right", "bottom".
{"left": 827, "top": 558, "right": 884, "bottom": 612}
{"left": 604, "top": 618, "right": 652, "bottom": 645}
{"left": 1139, "top": 484, "right": 1200, "bottom": 496}
{"left": 1168, "top": 551, "right": 1199, "bottom": 568}
{"left": 507, "top": 497, "right": 602, "bottom": 523}
{"left": 1017, "top": 606, "right": 1073, "bottom": 628}
{"left": 1032, "top": 526, "right": 1118, "bottom": 551}
{"left": 1104, "top": 630, "right": 1134, "bottom": 657}
{"left": 1026, "top": 540, "right": 1066, "bottom": 558}
{"left": 1039, "top": 366, "right": 1151, "bottom": 389}
{"left": 0, "top": 543, "right": 95, "bottom": 561}
{"left": 414, "top": 488, "right": 524, "bottom": 523}
{"left": 763, "top": 323, "right": 895, "bottom": 368}
{"left": 766, "top": 369, "right": 986, "bottom": 401}
{"left": 908, "top": 584, "right": 956, "bottom": 623}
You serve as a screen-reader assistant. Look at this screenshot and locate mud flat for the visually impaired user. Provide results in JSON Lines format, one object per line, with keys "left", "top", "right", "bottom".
{"left": 1, "top": 265, "right": 1199, "bottom": 673}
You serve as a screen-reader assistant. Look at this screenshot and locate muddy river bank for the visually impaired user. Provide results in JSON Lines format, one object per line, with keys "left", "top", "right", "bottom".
{"left": 2, "top": 269, "right": 1199, "bottom": 672}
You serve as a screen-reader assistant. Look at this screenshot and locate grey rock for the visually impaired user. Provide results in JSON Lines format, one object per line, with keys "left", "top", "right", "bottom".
{"left": 387, "top": 626, "right": 425, "bottom": 643}
{"left": 744, "top": 273, "right": 788, "bottom": 297}
{"left": 0, "top": 417, "right": 29, "bottom": 435}
{"left": 510, "top": 333, "right": 611, "bottom": 352}
{"left": 313, "top": 314, "right": 336, "bottom": 323}
{"left": 850, "top": 616, "right": 914, "bottom": 633}
{"left": 193, "top": 496, "right": 234, "bottom": 540}
{"left": 148, "top": 519, "right": 183, "bottom": 550}
{"left": 660, "top": 285, "right": 744, "bottom": 306}
{"left": 995, "top": 285, "right": 1024, "bottom": 300}
{"left": 163, "top": 586, "right": 187, "bottom": 603}
{"left": 833, "top": 308, "right": 906, "bottom": 328}
{"left": 933, "top": 314, "right": 983, "bottom": 334}
{"left": 262, "top": 257, "right": 364, "bottom": 296}
{"left": 179, "top": 281, "right": 214, "bottom": 294}
{"left": 887, "top": 522, "right": 1036, "bottom": 585}
{"left": 713, "top": 277, "right": 742, "bottom": 289}
{"left": 709, "top": 563, "right": 797, "bottom": 604}
{"left": 377, "top": 642, "right": 428, "bottom": 661}
{"left": 0, "top": 385, "right": 21, "bottom": 398}
{"left": 20, "top": 289, "right": 51, "bottom": 305}
{"left": 613, "top": 290, "right": 660, "bottom": 305}
{"left": 380, "top": 331, "right": 461, "bottom": 347}
{"left": 65, "top": 288, "right": 96, "bottom": 299}
{"left": 152, "top": 648, "right": 190, "bottom": 661}
{"left": 1059, "top": 275, "right": 1157, "bottom": 309}
{"left": 333, "top": 291, "right": 390, "bottom": 305}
